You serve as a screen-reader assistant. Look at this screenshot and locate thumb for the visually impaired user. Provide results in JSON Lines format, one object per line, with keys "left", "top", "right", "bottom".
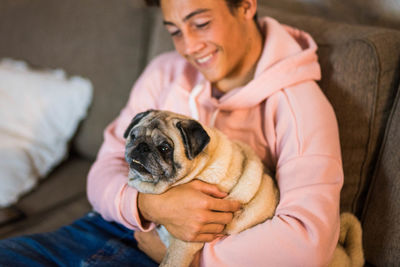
{"left": 192, "top": 180, "right": 227, "bottom": 198}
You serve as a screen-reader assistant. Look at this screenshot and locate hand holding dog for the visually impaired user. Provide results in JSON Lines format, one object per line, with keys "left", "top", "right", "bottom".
{"left": 138, "top": 179, "right": 241, "bottom": 242}
{"left": 134, "top": 229, "right": 201, "bottom": 266}
{"left": 134, "top": 229, "right": 166, "bottom": 264}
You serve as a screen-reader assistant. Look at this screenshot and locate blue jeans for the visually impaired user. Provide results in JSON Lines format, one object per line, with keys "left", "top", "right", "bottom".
{"left": 0, "top": 211, "right": 158, "bottom": 267}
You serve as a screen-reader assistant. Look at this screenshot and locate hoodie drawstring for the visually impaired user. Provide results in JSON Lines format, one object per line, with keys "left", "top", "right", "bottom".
{"left": 209, "top": 109, "right": 219, "bottom": 128}
{"left": 188, "top": 83, "right": 204, "bottom": 120}
{"left": 189, "top": 83, "right": 220, "bottom": 127}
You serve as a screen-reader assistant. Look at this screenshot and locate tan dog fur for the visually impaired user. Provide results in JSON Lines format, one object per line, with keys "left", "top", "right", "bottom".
{"left": 329, "top": 212, "right": 365, "bottom": 267}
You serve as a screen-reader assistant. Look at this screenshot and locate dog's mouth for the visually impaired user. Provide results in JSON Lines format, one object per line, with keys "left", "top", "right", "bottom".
{"left": 130, "top": 159, "right": 151, "bottom": 175}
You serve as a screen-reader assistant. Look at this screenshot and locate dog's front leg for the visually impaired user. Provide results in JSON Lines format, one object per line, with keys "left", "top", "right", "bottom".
{"left": 160, "top": 237, "right": 204, "bottom": 267}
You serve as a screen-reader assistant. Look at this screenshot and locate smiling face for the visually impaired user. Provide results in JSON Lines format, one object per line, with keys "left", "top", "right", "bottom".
{"left": 161, "top": 0, "right": 262, "bottom": 92}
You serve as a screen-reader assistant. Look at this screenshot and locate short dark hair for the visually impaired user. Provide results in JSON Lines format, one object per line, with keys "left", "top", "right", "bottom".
{"left": 145, "top": 0, "right": 243, "bottom": 10}
{"left": 143, "top": 0, "right": 159, "bottom": 6}
{"left": 144, "top": 0, "right": 258, "bottom": 22}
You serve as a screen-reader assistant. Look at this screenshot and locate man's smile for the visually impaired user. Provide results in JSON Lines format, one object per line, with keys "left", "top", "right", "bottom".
{"left": 193, "top": 50, "right": 218, "bottom": 67}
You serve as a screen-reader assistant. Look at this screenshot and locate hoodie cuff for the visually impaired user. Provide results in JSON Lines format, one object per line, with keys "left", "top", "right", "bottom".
{"left": 120, "top": 185, "right": 156, "bottom": 232}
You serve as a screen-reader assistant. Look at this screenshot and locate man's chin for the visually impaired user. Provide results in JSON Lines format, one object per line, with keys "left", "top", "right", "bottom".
{"left": 199, "top": 70, "right": 223, "bottom": 84}
{"left": 187, "top": 61, "right": 221, "bottom": 83}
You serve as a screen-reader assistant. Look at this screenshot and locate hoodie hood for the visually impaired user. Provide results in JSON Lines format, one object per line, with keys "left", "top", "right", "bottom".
{"left": 195, "top": 17, "right": 321, "bottom": 111}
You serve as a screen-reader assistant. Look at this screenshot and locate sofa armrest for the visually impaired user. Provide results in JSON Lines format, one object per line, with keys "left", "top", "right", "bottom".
{"left": 361, "top": 84, "right": 400, "bottom": 266}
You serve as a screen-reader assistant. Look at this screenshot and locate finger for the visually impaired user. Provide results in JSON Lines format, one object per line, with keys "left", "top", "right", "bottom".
{"left": 202, "top": 210, "right": 234, "bottom": 225}
{"left": 200, "top": 223, "right": 225, "bottom": 234}
{"left": 134, "top": 231, "right": 142, "bottom": 242}
{"left": 192, "top": 233, "right": 224, "bottom": 243}
{"left": 192, "top": 180, "right": 227, "bottom": 198}
{"left": 134, "top": 230, "right": 160, "bottom": 243}
{"left": 137, "top": 242, "right": 144, "bottom": 251}
{"left": 207, "top": 197, "right": 242, "bottom": 212}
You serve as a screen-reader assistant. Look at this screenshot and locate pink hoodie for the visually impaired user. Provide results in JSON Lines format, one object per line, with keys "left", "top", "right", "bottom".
{"left": 87, "top": 17, "right": 343, "bottom": 266}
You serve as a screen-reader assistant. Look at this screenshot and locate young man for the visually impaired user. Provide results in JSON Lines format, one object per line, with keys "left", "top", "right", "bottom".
{"left": 0, "top": 0, "right": 343, "bottom": 266}
{"left": 88, "top": 0, "right": 343, "bottom": 265}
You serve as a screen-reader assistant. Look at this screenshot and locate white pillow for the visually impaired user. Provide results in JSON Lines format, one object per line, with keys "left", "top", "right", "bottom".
{"left": 0, "top": 59, "right": 93, "bottom": 207}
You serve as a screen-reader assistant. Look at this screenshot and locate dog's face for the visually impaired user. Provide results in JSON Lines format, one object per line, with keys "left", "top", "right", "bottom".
{"left": 124, "top": 110, "right": 210, "bottom": 193}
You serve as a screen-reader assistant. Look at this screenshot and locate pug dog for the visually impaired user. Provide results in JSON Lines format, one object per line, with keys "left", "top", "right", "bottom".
{"left": 124, "top": 109, "right": 279, "bottom": 267}
{"left": 123, "top": 109, "right": 365, "bottom": 267}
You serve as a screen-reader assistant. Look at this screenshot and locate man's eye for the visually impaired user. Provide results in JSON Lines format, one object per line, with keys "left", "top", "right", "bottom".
{"left": 196, "top": 21, "right": 210, "bottom": 29}
{"left": 170, "top": 30, "right": 182, "bottom": 37}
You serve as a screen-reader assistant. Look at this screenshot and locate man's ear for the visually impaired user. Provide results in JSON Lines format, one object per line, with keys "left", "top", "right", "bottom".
{"left": 240, "top": 0, "right": 257, "bottom": 20}
{"left": 176, "top": 120, "right": 210, "bottom": 160}
{"left": 123, "top": 109, "right": 154, "bottom": 139}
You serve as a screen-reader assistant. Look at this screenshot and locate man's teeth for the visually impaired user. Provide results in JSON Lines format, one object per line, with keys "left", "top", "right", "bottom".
{"left": 197, "top": 54, "right": 213, "bottom": 64}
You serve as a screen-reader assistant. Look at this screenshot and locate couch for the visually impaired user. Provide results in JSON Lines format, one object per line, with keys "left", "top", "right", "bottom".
{"left": 259, "top": 0, "right": 400, "bottom": 30}
{"left": 0, "top": 1, "right": 399, "bottom": 266}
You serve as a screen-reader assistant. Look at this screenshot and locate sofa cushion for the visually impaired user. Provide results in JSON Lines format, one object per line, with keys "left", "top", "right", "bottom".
{"left": 0, "top": 157, "right": 92, "bottom": 239}
{"left": 0, "top": 0, "right": 153, "bottom": 159}
{"left": 361, "top": 85, "right": 400, "bottom": 266}
{"left": 257, "top": 0, "right": 400, "bottom": 30}
{"left": 256, "top": 7, "right": 400, "bottom": 215}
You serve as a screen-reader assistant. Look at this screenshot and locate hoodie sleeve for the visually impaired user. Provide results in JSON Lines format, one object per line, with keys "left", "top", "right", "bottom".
{"left": 200, "top": 81, "right": 343, "bottom": 266}
{"left": 86, "top": 55, "right": 171, "bottom": 231}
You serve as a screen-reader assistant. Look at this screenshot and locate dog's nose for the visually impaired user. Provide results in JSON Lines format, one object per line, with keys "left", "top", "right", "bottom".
{"left": 136, "top": 142, "right": 151, "bottom": 153}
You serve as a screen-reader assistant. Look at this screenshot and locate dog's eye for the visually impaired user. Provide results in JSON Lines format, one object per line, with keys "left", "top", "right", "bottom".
{"left": 157, "top": 142, "right": 171, "bottom": 154}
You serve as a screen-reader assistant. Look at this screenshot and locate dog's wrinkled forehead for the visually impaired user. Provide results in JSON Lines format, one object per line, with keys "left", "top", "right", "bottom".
{"left": 135, "top": 111, "right": 169, "bottom": 132}
{"left": 124, "top": 110, "right": 173, "bottom": 140}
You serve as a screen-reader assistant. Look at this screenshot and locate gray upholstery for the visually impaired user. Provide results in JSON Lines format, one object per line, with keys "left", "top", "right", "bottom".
{"left": 362, "top": 85, "right": 400, "bottom": 266}
{"left": 0, "top": 1, "right": 399, "bottom": 266}
{"left": 0, "top": 0, "right": 153, "bottom": 159}
{"left": 258, "top": 0, "right": 400, "bottom": 29}
{"left": 257, "top": 7, "right": 400, "bottom": 217}
{"left": 0, "top": 157, "right": 92, "bottom": 237}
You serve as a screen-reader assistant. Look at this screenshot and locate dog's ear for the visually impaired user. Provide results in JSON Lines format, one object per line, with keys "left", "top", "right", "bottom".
{"left": 176, "top": 120, "right": 210, "bottom": 160}
{"left": 123, "top": 109, "right": 154, "bottom": 139}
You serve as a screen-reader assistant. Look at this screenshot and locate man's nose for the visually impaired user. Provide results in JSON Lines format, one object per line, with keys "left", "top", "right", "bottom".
{"left": 184, "top": 30, "right": 205, "bottom": 55}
